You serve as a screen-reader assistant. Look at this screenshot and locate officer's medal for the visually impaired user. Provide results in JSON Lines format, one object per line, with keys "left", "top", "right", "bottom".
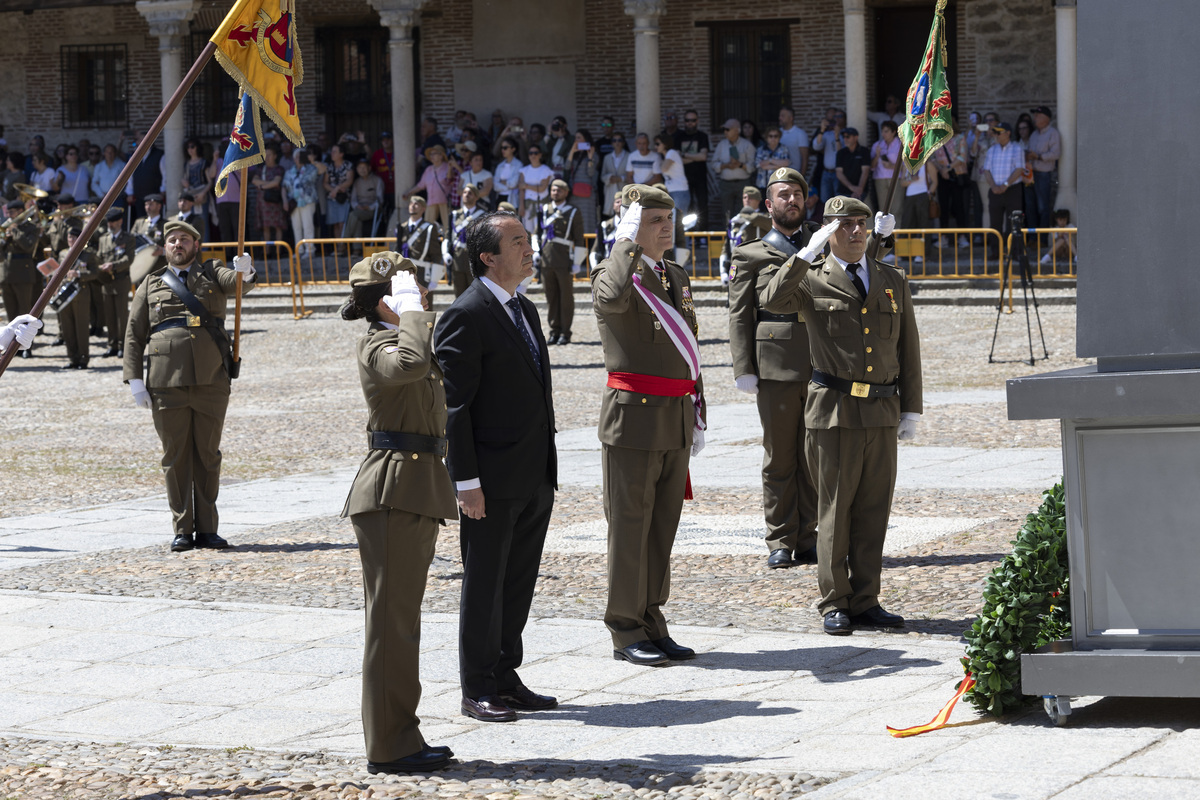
{"left": 885, "top": 288, "right": 897, "bottom": 313}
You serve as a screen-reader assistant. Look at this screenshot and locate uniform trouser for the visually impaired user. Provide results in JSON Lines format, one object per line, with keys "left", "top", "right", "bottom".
{"left": 542, "top": 266, "right": 574, "bottom": 337}
{"left": 805, "top": 425, "right": 898, "bottom": 616}
{"left": 352, "top": 507, "right": 439, "bottom": 763}
{"left": 1, "top": 281, "right": 34, "bottom": 324}
{"left": 101, "top": 276, "right": 131, "bottom": 349}
{"left": 150, "top": 381, "right": 231, "bottom": 537}
{"left": 59, "top": 284, "right": 92, "bottom": 365}
{"left": 451, "top": 268, "right": 471, "bottom": 297}
{"left": 602, "top": 443, "right": 690, "bottom": 648}
{"left": 458, "top": 479, "right": 553, "bottom": 699}
{"left": 757, "top": 379, "right": 818, "bottom": 554}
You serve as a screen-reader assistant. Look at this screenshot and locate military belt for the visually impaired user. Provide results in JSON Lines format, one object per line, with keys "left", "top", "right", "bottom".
{"left": 548, "top": 236, "right": 574, "bottom": 248}
{"left": 757, "top": 310, "right": 800, "bottom": 323}
{"left": 811, "top": 369, "right": 898, "bottom": 399}
{"left": 151, "top": 316, "right": 225, "bottom": 334}
{"left": 369, "top": 431, "right": 448, "bottom": 458}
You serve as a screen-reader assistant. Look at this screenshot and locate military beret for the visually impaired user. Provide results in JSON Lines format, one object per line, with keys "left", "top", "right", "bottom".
{"left": 179, "top": 192, "right": 195, "bottom": 202}
{"left": 766, "top": 167, "right": 810, "bottom": 196}
{"left": 163, "top": 219, "right": 201, "bottom": 240}
{"left": 550, "top": 178, "right": 569, "bottom": 191}
{"left": 742, "top": 186, "right": 762, "bottom": 202}
{"left": 620, "top": 183, "right": 674, "bottom": 210}
{"left": 408, "top": 194, "right": 427, "bottom": 207}
{"left": 460, "top": 183, "right": 479, "bottom": 195}
{"left": 6, "top": 199, "right": 23, "bottom": 210}
{"left": 823, "top": 195, "right": 871, "bottom": 218}
{"left": 144, "top": 193, "right": 165, "bottom": 204}
{"left": 105, "top": 207, "right": 124, "bottom": 222}
{"left": 497, "top": 201, "right": 517, "bottom": 213}
{"left": 348, "top": 250, "right": 416, "bottom": 288}
{"left": 55, "top": 193, "right": 76, "bottom": 205}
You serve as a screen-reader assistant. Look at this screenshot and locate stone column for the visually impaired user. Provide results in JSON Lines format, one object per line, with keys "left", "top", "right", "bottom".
{"left": 1054, "top": 0, "right": 1077, "bottom": 215}
{"left": 624, "top": 0, "right": 666, "bottom": 138}
{"left": 369, "top": 0, "right": 427, "bottom": 209}
{"left": 843, "top": 0, "right": 868, "bottom": 136}
{"left": 136, "top": 0, "right": 198, "bottom": 210}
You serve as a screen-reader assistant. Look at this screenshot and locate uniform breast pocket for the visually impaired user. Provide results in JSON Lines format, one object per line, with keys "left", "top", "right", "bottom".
{"left": 878, "top": 297, "right": 899, "bottom": 339}
{"left": 812, "top": 297, "right": 857, "bottom": 338}
{"left": 639, "top": 311, "right": 669, "bottom": 343}
{"left": 755, "top": 322, "right": 793, "bottom": 342}
{"left": 148, "top": 338, "right": 172, "bottom": 357}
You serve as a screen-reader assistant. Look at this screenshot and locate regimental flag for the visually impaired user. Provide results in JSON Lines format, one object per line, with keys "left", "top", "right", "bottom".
{"left": 215, "top": 91, "right": 265, "bottom": 198}
{"left": 897, "top": 0, "right": 953, "bottom": 173}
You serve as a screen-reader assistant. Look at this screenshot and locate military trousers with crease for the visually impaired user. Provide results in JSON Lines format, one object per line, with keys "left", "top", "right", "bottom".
{"left": 805, "top": 425, "right": 898, "bottom": 615}
{"left": 101, "top": 276, "right": 132, "bottom": 349}
{"left": 58, "top": 284, "right": 93, "bottom": 365}
{"left": 352, "top": 506, "right": 439, "bottom": 763}
{"left": 542, "top": 266, "right": 575, "bottom": 337}
{"left": 150, "top": 380, "right": 230, "bottom": 537}
{"left": 602, "top": 443, "right": 690, "bottom": 648}
{"left": 2, "top": 281, "right": 34, "bottom": 324}
{"left": 757, "top": 379, "right": 818, "bottom": 554}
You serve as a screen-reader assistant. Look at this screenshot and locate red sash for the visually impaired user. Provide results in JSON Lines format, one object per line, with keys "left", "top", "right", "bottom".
{"left": 606, "top": 371, "right": 697, "bottom": 500}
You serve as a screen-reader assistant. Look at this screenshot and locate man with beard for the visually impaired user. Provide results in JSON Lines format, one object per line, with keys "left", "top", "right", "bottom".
{"left": 123, "top": 220, "right": 256, "bottom": 552}
{"left": 729, "top": 168, "right": 895, "bottom": 571}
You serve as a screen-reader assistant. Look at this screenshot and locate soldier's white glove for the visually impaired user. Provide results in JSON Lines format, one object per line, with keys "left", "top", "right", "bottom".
{"left": 232, "top": 252, "right": 255, "bottom": 282}
{"left": 386, "top": 270, "right": 425, "bottom": 315}
{"left": 1, "top": 314, "right": 42, "bottom": 351}
{"left": 614, "top": 200, "right": 643, "bottom": 242}
{"left": 691, "top": 426, "right": 706, "bottom": 457}
{"left": 128, "top": 378, "right": 153, "bottom": 410}
{"left": 572, "top": 246, "right": 587, "bottom": 274}
{"left": 734, "top": 374, "right": 759, "bottom": 395}
{"left": 898, "top": 413, "right": 920, "bottom": 441}
{"left": 874, "top": 211, "right": 896, "bottom": 238}
{"left": 798, "top": 219, "right": 841, "bottom": 262}
{"left": 440, "top": 239, "right": 452, "bottom": 264}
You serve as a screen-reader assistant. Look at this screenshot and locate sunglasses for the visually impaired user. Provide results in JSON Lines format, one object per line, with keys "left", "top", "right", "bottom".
{"left": 501, "top": 144, "right": 514, "bottom": 150}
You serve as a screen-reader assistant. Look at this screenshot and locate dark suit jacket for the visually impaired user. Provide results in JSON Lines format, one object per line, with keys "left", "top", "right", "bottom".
{"left": 434, "top": 279, "right": 557, "bottom": 500}
{"left": 130, "top": 148, "right": 164, "bottom": 207}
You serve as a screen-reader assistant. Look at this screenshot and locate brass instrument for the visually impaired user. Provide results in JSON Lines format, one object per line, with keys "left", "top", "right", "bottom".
{"left": 47, "top": 203, "right": 97, "bottom": 220}
{"left": 0, "top": 204, "right": 42, "bottom": 236}
{"left": 13, "top": 183, "right": 49, "bottom": 203}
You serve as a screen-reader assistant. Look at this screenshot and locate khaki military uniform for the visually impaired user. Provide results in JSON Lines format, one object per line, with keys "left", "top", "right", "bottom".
{"left": 446, "top": 204, "right": 485, "bottom": 297}
{"left": 342, "top": 316, "right": 458, "bottom": 764}
{"left": 539, "top": 201, "right": 585, "bottom": 340}
{"left": 57, "top": 245, "right": 100, "bottom": 367}
{"left": 592, "top": 239, "right": 705, "bottom": 648}
{"left": 0, "top": 219, "right": 40, "bottom": 324}
{"left": 719, "top": 206, "right": 771, "bottom": 282}
{"left": 95, "top": 227, "right": 136, "bottom": 351}
{"left": 395, "top": 218, "right": 442, "bottom": 289}
{"left": 123, "top": 258, "right": 256, "bottom": 539}
{"left": 761, "top": 250, "right": 922, "bottom": 615}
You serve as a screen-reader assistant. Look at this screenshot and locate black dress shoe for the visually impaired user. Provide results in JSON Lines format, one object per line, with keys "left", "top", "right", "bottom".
{"left": 425, "top": 743, "right": 454, "bottom": 757}
{"left": 497, "top": 684, "right": 558, "bottom": 710}
{"left": 116, "top": 348, "right": 123, "bottom": 359}
{"left": 461, "top": 695, "right": 517, "bottom": 722}
{"left": 19, "top": 349, "right": 31, "bottom": 359}
{"left": 60, "top": 362, "right": 77, "bottom": 370}
{"left": 50, "top": 337, "right": 63, "bottom": 347}
{"left": 366, "top": 747, "right": 450, "bottom": 774}
{"left": 194, "top": 531, "right": 229, "bottom": 549}
{"left": 171, "top": 533, "right": 194, "bottom": 552}
{"left": 547, "top": 333, "right": 561, "bottom": 345}
{"left": 793, "top": 546, "right": 818, "bottom": 565}
{"left": 651, "top": 636, "right": 695, "bottom": 661}
{"left": 823, "top": 609, "right": 852, "bottom": 636}
{"left": 101, "top": 347, "right": 119, "bottom": 358}
{"left": 850, "top": 605, "right": 905, "bottom": 628}
{"left": 767, "top": 548, "right": 794, "bottom": 569}
{"left": 558, "top": 332, "right": 571, "bottom": 344}
{"left": 613, "top": 640, "right": 670, "bottom": 666}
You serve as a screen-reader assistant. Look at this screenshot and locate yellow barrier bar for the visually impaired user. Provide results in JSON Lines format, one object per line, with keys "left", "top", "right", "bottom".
{"left": 203, "top": 240, "right": 307, "bottom": 320}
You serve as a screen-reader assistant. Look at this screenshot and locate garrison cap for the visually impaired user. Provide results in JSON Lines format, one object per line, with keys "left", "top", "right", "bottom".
{"left": 460, "top": 182, "right": 479, "bottom": 195}
{"left": 179, "top": 191, "right": 195, "bottom": 202}
{"left": 408, "top": 194, "right": 427, "bottom": 207}
{"left": 55, "top": 193, "right": 76, "bottom": 205}
{"left": 550, "top": 178, "right": 569, "bottom": 191}
{"left": 823, "top": 195, "right": 871, "bottom": 218}
{"left": 144, "top": 192, "right": 165, "bottom": 204}
{"left": 620, "top": 183, "right": 674, "bottom": 210}
{"left": 348, "top": 250, "right": 415, "bottom": 288}
{"left": 497, "top": 201, "right": 517, "bottom": 213}
{"left": 65, "top": 218, "right": 84, "bottom": 234}
{"left": 163, "top": 219, "right": 201, "bottom": 240}
{"left": 6, "top": 199, "right": 24, "bottom": 210}
{"left": 766, "top": 167, "right": 810, "bottom": 196}
{"left": 742, "top": 186, "right": 762, "bottom": 202}
{"left": 105, "top": 207, "right": 124, "bottom": 222}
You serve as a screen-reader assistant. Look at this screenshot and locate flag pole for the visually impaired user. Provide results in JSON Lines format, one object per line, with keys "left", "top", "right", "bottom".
{"left": 0, "top": 40, "right": 218, "bottom": 380}
{"left": 233, "top": 166, "right": 248, "bottom": 363}
{"left": 869, "top": 169, "right": 903, "bottom": 264}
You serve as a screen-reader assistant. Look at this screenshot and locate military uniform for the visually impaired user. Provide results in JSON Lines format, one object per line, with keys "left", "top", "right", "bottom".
{"left": 131, "top": 213, "right": 168, "bottom": 282}
{"left": 719, "top": 204, "right": 771, "bottom": 282}
{"left": 538, "top": 197, "right": 585, "bottom": 342}
{"left": 591, "top": 215, "right": 618, "bottom": 268}
{"left": 0, "top": 206, "right": 41, "bottom": 330}
{"left": 95, "top": 215, "right": 136, "bottom": 355}
{"left": 123, "top": 222, "right": 256, "bottom": 544}
{"left": 57, "top": 239, "right": 101, "bottom": 368}
{"left": 761, "top": 196, "right": 922, "bottom": 620}
{"left": 341, "top": 252, "right": 457, "bottom": 766}
{"left": 445, "top": 203, "right": 485, "bottom": 296}
{"left": 592, "top": 185, "right": 705, "bottom": 651}
{"left": 395, "top": 216, "right": 442, "bottom": 289}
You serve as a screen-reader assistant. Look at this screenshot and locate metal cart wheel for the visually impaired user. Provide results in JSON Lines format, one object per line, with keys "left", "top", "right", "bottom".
{"left": 1043, "top": 695, "right": 1072, "bottom": 726}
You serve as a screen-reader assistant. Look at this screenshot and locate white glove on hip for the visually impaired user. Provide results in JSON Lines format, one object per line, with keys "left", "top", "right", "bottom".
{"left": 798, "top": 219, "right": 841, "bottom": 263}
{"left": 898, "top": 416, "right": 919, "bottom": 441}
{"left": 691, "top": 426, "right": 706, "bottom": 457}
{"left": 874, "top": 211, "right": 896, "bottom": 238}
{"left": 128, "top": 378, "right": 153, "bottom": 410}
{"left": 614, "top": 200, "right": 643, "bottom": 242}
{"left": 2, "top": 314, "right": 42, "bottom": 351}
{"left": 386, "top": 270, "right": 425, "bottom": 315}
{"left": 232, "top": 252, "right": 255, "bottom": 282}
{"left": 734, "top": 374, "right": 759, "bottom": 395}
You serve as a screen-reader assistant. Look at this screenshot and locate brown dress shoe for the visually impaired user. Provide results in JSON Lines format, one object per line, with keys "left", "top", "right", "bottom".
{"left": 461, "top": 694, "right": 517, "bottom": 722}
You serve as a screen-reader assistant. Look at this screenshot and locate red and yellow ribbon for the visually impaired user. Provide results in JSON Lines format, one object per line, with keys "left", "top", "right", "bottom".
{"left": 886, "top": 672, "right": 976, "bottom": 738}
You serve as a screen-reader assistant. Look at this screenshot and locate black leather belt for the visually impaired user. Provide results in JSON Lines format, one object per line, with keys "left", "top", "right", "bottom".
{"left": 811, "top": 369, "right": 898, "bottom": 398}
{"left": 757, "top": 310, "right": 799, "bottom": 323}
{"left": 151, "top": 316, "right": 224, "bottom": 334}
{"left": 369, "top": 431, "right": 448, "bottom": 458}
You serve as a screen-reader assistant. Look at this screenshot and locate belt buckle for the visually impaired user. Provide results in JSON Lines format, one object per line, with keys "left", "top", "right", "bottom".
{"left": 186, "top": 315, "right": 202, "bottom": 327}
{"left": 850, "top": 381, "right": 870, "bottom": 398}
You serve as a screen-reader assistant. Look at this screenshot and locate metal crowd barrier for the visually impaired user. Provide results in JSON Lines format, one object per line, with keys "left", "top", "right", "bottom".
{"left": 293, "top": 238, "right": 399, "bottom": 285}
{"left": 1007, "top": 227, "right": 1078, "bottom": 278}
{"left": 888, "top": 228, "right": 1006, "bottom": 278}
{"left": 202, "top": 240, "right": 307, "bottom": 319}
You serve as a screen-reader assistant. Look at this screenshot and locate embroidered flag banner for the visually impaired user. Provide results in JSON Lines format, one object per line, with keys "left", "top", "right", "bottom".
{"left": 897, "top": 0, "right": 953, "bottom": 172}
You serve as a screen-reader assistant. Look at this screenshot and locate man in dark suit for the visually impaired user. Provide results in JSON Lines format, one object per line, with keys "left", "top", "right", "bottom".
{"left": 125, "top": 128, "right": 164, "bottom": 221}
{"left": 433, "top": 211, "right": 558, "bottom": 723}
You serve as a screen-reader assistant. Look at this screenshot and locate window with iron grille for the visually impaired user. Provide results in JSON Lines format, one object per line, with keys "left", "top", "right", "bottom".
{"left": 707, "top": 22, "right": 793, "bottom": 133}
{"left": 185, "top": 31, "right": 240, "bottom": 139}
{"left": 60, "top": 44, "right": 128, "bottom": 129}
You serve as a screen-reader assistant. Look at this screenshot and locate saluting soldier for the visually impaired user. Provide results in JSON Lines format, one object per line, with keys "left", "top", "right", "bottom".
{"left": 56, "top": 219, "right": 101, "bottom": 369}
{"left": 539, "top": 179, "right": 586, "bottom": 344}
{"left": 0, "top": 198, "right": 41, "bottom": 359}
{"left": 96, "top": 207, "right": 137, "bottom": 358}
{"left": 590, "top": 194, "right": 621, "bottom": 270}
{"left": 131, "top": 192, "right": 168, "bottom": 277}
{"left": 730, "top": 168, "right": 896, "bottom": 570}
{"left": 718, "top": 186, "right": 772, "bottom": 285}
{"left": 443, "top": 183, "right": 486, "bottom": 297}
{"left": 760, "top": 196, "right": 922, "bottom": 635}
{"left": 340, "top": 251, "right": 457, "bottom": 775}
{"left": 123, "top": 220, "right": 256, "bottom": 552}
{"left": 393, "top": 195, "right": 442, "bottom": 290}
{"left": 592, "top": 184, "right": 705, "bottom": 667}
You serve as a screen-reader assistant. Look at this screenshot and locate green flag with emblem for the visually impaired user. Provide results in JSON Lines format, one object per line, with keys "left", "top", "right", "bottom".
{"left": 897, "top": 0, "right": 953, "bottom": 172}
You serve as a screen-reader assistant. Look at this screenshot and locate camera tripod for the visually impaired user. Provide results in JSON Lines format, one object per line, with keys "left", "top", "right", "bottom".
{"left": 988, "top": 214, "right": 1049, "bottom": 366}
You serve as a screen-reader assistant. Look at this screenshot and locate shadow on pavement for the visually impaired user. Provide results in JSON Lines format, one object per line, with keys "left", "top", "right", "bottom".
{"left": 543, "top": 697, "right": 796, "bottom": 728}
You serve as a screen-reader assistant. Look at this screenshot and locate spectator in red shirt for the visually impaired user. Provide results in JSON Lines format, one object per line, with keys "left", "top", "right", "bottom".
{"left": 371, "top": 131, "right": 395, "bottom": 221}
